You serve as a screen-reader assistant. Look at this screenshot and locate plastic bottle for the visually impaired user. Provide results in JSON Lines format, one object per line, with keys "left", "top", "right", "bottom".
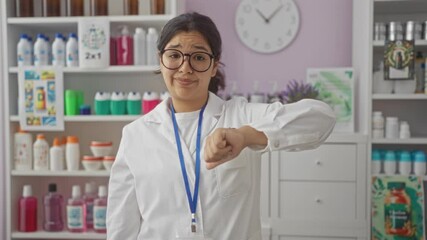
{"left": 33, "top": 134, "right": 49, "bottom": 171}
{"left": 142, "top": 91, "right": 160, "bottom": 114}
{"left": 93, "top": 185, "right": 108, "bottom": 233}
{"left": 372, "top": 111, "right": 384, "bottom": 139}
{"left": 18, "top": 185, "right": 37, "bottom": 232}
{"left": 14, "top": 128, "right": 33, "bottom": 170}
{"left": 66, "top": 33, "right": 79, "bottom": 67}
{"left": 52, "top": 33, "right": 66, "bottom": 67}
{"left": 383, "top": 150, "right": 397, "bottom": 175}
{"left": 66, "top": 136, "right": 80, "bottom": 171}
{"left": 138, "top": 0, "right": 150, "bottom": 15}
{"left": 44, "top": 36, "right": 52, "bottom": 65}
{"left": 67, "top": 185, "right": 86, "bottom": 232}
{"left": 110, "top": 91, "right": 127, "bottom": 115}
{"left": 83, "top": 182, "right": 96, "bottom": 229}
{"left": 413, "top": 151, "right": 426, "bottom": 176}
{"left": 17, "top": 34, "right": 32, "bottom": 66}
{"left": 398, "top": 151, "right": 411, "bottom": 175}
{"left": 50, "top": 137, "right": 64, "bottom": 171}
{"left": 371, "top": 149, "right": 382, "bottom": 174}
{"left": 42, "top": 0, "right": 61, "bottom": 17}
{"left": 146, "top": 27, "right": 159, "bottom": 65}
{"left": 127, "top": 92, "right": 142, "bottom": 115}
{"left": 399, "top": 121, "right": 411, "bottom": 139}
{"left": 385, "top": 117, "right": 399, "bottom": 139}
{"left": 134, "top": 27, "right": 146, "bottom": 65}
{"left": 116, "top": 26, "right": 134, "bottom": 65}
{"left": 34, "top": 34, "right": 49, "bottom": 66}
{"left": 66, "top": 0, "right": 84, "bottom": 16}
{"left": 94, "top": 91, "right": 111, "bottom": 115}
{"left": 16, "top": 0, "right": 34, "bottom": 17}
{"left": 124, "top": 0, "right": 138, "bottom": 15}
{"left": 90, "top": 0, "right": 108, "bottom": 16}
{"left": 44, "top": 183, "right": 64, "bottom": 231}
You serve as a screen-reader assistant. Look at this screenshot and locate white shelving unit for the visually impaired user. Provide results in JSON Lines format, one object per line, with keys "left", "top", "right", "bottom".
{"left": 1, "top": 1, "right": 184, "bottom": 239}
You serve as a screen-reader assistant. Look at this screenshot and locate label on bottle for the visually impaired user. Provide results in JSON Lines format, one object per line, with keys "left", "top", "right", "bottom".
{"left": 67, "top": 205, "right": 84, "bottom": 229}
{"left": 93, "top": 206, "right": 107, "bottom": 230}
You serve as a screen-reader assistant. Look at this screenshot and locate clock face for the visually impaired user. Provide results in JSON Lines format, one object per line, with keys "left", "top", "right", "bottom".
{"left": 235, "top": 0, "right": 300, "bottom": 54}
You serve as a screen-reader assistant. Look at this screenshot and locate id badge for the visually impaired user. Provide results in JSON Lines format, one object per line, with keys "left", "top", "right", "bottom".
{"left": 175, "top": 216, "right": 212, "bottom": 240}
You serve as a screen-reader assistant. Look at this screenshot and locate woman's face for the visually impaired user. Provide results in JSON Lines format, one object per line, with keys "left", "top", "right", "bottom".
{"left": 160, "top": 31, "right": 218, "bottom": 107}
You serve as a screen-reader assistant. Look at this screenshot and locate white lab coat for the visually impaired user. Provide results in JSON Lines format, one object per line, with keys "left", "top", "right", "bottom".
{"left": 107, "top": 92, "right": 336, "bottom": 240}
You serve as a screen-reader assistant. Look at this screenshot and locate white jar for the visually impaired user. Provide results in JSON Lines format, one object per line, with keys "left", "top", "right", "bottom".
{"left": 385, "top": 117, "right": 399, "bottom": 139}
{"left": 50, "top": 137, "right": 64, "bottom": 171}
{"left": 33, "top": 134, "right": 49, "bottom": 170}
{"left": 14, "top": 129, "right": 33, "bottom": 170}
{"left": 66, "top": 136, "right": 80, "bottom": 171}
{"left": 372, "top": 111, "right": 384, "bottom": 130}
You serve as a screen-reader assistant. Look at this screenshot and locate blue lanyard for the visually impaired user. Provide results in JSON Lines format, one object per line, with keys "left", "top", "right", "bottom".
{"left": 170, "top": 102, "right": 206, "bottom": 233}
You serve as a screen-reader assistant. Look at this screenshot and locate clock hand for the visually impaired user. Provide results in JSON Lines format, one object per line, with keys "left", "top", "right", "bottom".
{"left": 266, "top": 4, "right": 284, "bottom": 22}
{"left": 255, "top": 8, "right": 269, "bottom": 23}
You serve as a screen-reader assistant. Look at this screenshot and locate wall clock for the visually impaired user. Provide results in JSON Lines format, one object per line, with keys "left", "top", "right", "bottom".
{"left": 235, "top": 0, "right": 300, "bottom": 54}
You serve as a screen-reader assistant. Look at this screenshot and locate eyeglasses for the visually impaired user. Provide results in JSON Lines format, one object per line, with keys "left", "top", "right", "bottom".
{"left": 160, "top": 49, "right": 215, "bottom": 73}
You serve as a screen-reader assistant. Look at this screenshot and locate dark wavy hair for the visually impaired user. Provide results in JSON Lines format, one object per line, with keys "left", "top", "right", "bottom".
{"left": 157, "top": 12, "right": 225, "bottom": 94}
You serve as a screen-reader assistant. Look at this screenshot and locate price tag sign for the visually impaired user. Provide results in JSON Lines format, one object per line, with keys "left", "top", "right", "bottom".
{"left": 78, "top": 18, "right": 110, "bottom": 68}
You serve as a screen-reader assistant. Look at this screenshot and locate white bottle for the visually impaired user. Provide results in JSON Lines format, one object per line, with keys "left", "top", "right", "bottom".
{"left": 66, "top": 33, "right": 79, "bottom": 67}
{"left": 44, "top": 36, "right": 51, "bottom": 65}
{"left": 398, "top": 151, "right": 412, "bottom": 175}
{"left": 14, "top": 129, "right": 33, "bottom": 170}
{"left": 385, "top": 117, "right": 399, "bottom": 139}
{"left": 17, "top": 34, "right": 32, "bottom": 66}
{"left": 52, "top": 33, "right": 66, "bottom": 67}
{"left": 399, "top": 121, "right": 411, "bottom": 139}
{"left": 34, "top": 34, "right": 49, "bottom": 66}
{"left": 372, "top": 111, "right": 384, "bottom": 138}
{"left": 383, "top": 150, "right": 397, "bottom": 175}
{"left": 146, "top": 28, "right": 159, "bottom": 65}
{"left": 33, "top": 134, "right": 49, "bottom": 170}
{"left": 414, "top": 151, "right": 426, "bottom": 176}
{"left": 134, "top": 27, "right": 147, "bottom": 66}
{"left": 50, "top": 137, "right": 64, "bottom": 171}
{"left": 65, "top": 136, "right": 80, "bottom": 171}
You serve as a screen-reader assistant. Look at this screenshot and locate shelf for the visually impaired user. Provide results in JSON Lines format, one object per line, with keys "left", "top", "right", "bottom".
{"left": 9, "top": 65, "right": 160, "bottom": 74}
{"left": 374, "top": 0, "right": 427, "bottom": 14}
{"left": 372, "top": 138, "right": 427, "bottom": 144}
{"left": 372, "top": 174, "right": 427, "bottom": 181}
{"left": 7, "top": 15, "right": 174, "bottom": 25}
{"left": 10, "top": 115, "right": 140, "bottom": 122}
{"left": 373, "top": 39, "right": 427, "bottom": 47}
{"left": 12, "top": 231, "right": 106, "bottom": 239}
{"left": 372, "top": 94, "right": 427, "bottom": 100}
{"left": 11, "top": 170, "right": 110, "bottom": 177}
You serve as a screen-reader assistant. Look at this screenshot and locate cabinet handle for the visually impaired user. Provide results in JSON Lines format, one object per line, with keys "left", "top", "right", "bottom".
{"left": 315, "top": 160, "right": 322, "bottom": 166}
{"left": 315, "top": 197, "right": 322, "bottom": 203}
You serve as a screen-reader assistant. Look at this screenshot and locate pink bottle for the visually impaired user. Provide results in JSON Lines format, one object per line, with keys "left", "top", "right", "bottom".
{"left": 93, "top": 185, "right": 108, "bottom": 233}
{"left": 116, "top": 25, "right": 134, "bottom": 65}
{"left": 142, "top": 91, "right": 160, "bottom": 114}
{"left": 83, "top": 182, "right": 96, "bottom": 229}
{"left": 18, "top": 185, "right": 37, "bottom": 232}
{"left": 44, "top": 183, "right": 64, "bottom": 231}
{"left": 67, "top": 185, "right": 86, "bottom": 232}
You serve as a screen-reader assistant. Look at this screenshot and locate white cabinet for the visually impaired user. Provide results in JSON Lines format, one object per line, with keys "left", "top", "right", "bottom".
{"left": 261, "top": 134, "right": 368, "bottom": 240}
{"left": 1, "top": 1, "right": 184, "bottom": 239}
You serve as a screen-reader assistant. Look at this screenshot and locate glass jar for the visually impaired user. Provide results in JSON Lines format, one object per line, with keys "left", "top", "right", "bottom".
{"left": 90, "top": 0, "right": 108, "bottom": 16}
{"left": 66, "top": 0, "right": 84, "bottom": 16}
{"left": 16, "top": 0, "right": 34, "bottom": 17}
{"left": 124, "top": 0, "right": 138, "bottom": 15}
{"left": 42, "top": 0, "right": 61, "bottom": 17}
{"left": 384, "top": 182, "right": 412, "bottom": 237}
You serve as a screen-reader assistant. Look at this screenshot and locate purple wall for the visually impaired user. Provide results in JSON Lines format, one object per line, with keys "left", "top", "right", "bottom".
{"left": 185, "top": 0, "right": 353, "bottom": 95}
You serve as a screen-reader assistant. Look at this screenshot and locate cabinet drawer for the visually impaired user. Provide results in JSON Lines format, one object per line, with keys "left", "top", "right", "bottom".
{"left": 279, "top": 237, "right": 355, "bottom": 240}
{"left": 280, "top": 181, "right": 356, "bottom": 221}
{"left": 280, "top": 144, "right": 356, "bottom": 181}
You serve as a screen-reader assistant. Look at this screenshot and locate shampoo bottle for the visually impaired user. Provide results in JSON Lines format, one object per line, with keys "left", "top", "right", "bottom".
{"left": 14, "top": 128, "right": 33, "bottom": 170}
{"left": 116, "top": 26, "right": 134, "bottom": 65}
{"left": 146, "top": 27, "right": 159, "bottom": 65}
{"left": 133, "top": 27, "right": 146, "bottom": 65}
{"left": 83, "top": 182, "right": 96, "bottom": 229}
{"left": 66, "top": 33, "right": 79, "bottom": 67}
{"left": 52, "top": 33, "right": 66, "bottom": 67}
{"left": 50, "top": 137, "right": 64, "bottom": 171}
{"left": 33, "top": 134, "right": 49, "bottom": 171}
{"left": 17, "top": 34, "right": 32, "bottom": 66}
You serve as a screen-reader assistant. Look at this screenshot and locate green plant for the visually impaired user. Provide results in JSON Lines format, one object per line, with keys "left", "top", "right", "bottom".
{"left": 281, "top": 79, "right": 319, "bottom": 103}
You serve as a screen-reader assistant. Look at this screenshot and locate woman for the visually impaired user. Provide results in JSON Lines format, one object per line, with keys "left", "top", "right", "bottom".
{"left": 107, "top": 12, "right": 336, "bottom": 240}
